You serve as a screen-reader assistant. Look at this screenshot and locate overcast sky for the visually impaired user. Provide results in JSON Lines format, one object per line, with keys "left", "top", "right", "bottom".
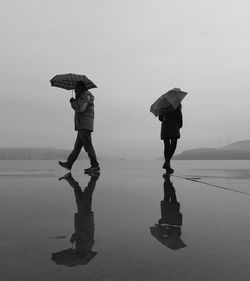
{"left": 1, "top": 0, "right": 250, "bottom": 159}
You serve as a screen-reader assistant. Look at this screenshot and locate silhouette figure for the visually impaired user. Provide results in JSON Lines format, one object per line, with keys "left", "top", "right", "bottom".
{"left": 51, "top": 173, "right": 99, "bottom": 266}
{"left": 150, "top": 174, "right": 186, "bottom": 250}
{"left": 58, "top": 81, "right": 100, "bottom": 174}
{"left": 159, "top": 104, "right": 183, "bottom": 174}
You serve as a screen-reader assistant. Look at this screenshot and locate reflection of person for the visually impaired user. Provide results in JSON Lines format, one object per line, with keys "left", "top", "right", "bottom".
{"left": 58, "top": 81, "right": 100, "bottom": 174}
{"left": 150, "top": 174, "right": 186, "bottom": 250}
{"left": 51, "top": 173, "right": 99, "bottom": 266}
{"left": 159, "top": 104, "right": 183, "bottom": 174}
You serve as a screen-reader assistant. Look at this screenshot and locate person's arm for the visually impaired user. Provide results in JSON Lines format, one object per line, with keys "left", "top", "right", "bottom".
{"left": 70, "top": 96, "right": 89, "bottom": 113}
{"left": 178, "top": 108, "right": 183, "bottom": 128}
{"left": 158, "top": 113, "right": 167, "bottom": 122}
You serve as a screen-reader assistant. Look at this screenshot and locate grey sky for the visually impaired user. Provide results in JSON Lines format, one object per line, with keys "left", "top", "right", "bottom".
{"left": 1, "top": 0, "right": 250, "bottom": 159}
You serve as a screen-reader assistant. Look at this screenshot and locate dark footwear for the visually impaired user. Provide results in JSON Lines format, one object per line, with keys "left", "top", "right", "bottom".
{"left": 165, "top": 167, "right": 174, "bottom": 174}
{"left": 89, "top": 174, "right": 100, "bottom": 181}
{"left": 58, "top": 161, "right": 72, "bottom": 171}
{"left": 162, "top": 161, "right": 171, "bottom": 169}
{"left": 58, "top": 172, "right": 72, "bottom": 181}
{"left": 84, "top": 167, "right": 91, "bottom": 171}
{"left": 84, "top": 166, "right": 100, "bottom": 174}
{"left": 162, "top": 173, "right": 171, "bottom": 179}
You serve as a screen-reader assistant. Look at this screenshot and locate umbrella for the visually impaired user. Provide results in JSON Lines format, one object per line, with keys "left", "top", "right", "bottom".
{"left": 51, "top": 248, "right": 97, "bottom": 267}
{"left": 150, "top": 225, "right": 186, "bottom": 250}
{"left": 50, "top": 73, "right": 97, "bottom": 90}
{"left": 150, "top": 88, "right": 187, "bottom": 117}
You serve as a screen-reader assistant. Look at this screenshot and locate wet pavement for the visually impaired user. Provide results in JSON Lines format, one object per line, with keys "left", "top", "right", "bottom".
{"left": 0, "top": 160, "right": 250, "bottom": 281}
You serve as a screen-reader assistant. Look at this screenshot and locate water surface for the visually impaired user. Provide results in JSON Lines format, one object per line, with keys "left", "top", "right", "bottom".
{"left": 0, "top": 160, "right": 249, "bottom": 280}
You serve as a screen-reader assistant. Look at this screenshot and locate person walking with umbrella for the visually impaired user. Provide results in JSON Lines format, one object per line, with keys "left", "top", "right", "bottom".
{"left": 159, "top": 103, "right": 183, "bottom": 174}
{"left": 150, "top": 88, "right": 186, "bottom": 174}
{"left": 57, "top": 80, "right": 100, "bottom": 173}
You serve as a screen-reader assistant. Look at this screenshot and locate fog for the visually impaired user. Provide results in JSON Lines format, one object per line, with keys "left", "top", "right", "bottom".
{"left": 1, "top": 0, "right": 250, "bottom": 159}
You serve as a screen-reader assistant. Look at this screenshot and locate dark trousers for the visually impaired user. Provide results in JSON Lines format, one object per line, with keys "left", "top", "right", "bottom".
{"left": 163, "top": 138, "right": 177, "bottom": 168}
{"left": 163, "top": 181, "right": 177, "bottom": 203}
{"left": 66, "top": 176, "right": 96, "bottom": 214}
{"left": 67, "top": 130, "right": 99, "bottom": 167}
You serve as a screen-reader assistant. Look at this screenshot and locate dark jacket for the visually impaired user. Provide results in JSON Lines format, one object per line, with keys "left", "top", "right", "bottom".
{"left": 159, "top": 104, "right": 183, "bottom": 139}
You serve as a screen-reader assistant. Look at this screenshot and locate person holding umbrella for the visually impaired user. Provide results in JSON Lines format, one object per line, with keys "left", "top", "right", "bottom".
{"left": 150, "top": 88, "right": 186, "bottom": 174}
{"left": 159, "top": 103, "right": 183, "bottom": 174}
{"left": 57, "top": 80, "right": 100, "bottom": 173}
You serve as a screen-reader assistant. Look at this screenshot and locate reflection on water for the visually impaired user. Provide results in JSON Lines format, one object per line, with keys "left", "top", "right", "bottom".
{"left": 51, "top": 173, "right": 99, "bottom": 266}
{"left": 150, "top": 174, "right": 186, "bottom": 250}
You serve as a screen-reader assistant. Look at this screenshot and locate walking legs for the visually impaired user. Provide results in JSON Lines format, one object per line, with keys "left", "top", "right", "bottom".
{"left": 163, "top": 138, "right": 178, "bottom": 169}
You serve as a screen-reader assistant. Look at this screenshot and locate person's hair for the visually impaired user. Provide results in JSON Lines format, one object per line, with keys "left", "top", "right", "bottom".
{"left": 75, "top": 81, "right": 87, "bottom": 91}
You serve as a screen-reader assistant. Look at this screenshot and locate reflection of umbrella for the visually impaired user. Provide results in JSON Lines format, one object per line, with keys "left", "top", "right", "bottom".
{"left": 50, "top": 73, "right": 97, "bottom": 90}
{"left": 51, "top": 248, "right": 97, "bottom": 267}
{"left": 150, "top": 88, "right": 187, "bottom": 117}
{"left": 150, "top": 225, "right": 186, "bottom": 250}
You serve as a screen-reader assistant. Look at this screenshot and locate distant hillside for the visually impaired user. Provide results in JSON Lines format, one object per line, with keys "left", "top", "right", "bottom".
{"left": 0, "top": 148, "right": 87, "bottom": 160}
{"left": 222, "top": 140, "right": 250, "bottom": 151}
{"left": 174, "top": 140, "right": 250, "bottom": 160}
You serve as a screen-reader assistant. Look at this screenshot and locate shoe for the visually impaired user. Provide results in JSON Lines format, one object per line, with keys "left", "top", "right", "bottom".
{"left": 58, "top": 161, "right": 72, "bottom": 171}
{"left": 165, "top": 167, "right": 174, "bottom": 174}
{"left": 162, "top": 161, "right": 171, "bottom": 169}
{"left": 89, "top": 174, "right": 100, "bottom": 181}
{"left": 58, "top": 172, "right": 72, "bottom": 181}
{"left": 162, "top": 173, "right": 171, "bottom": 179}
{"left": 84, "top": 166, "right": 100, "bottom": 174}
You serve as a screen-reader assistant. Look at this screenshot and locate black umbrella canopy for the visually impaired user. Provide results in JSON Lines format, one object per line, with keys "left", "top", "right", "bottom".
{"left": 50, "top": 73, "right": 97, "bottom": 90}
{"left": 51, "top": 248, "right": 97, "bottom": 267}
